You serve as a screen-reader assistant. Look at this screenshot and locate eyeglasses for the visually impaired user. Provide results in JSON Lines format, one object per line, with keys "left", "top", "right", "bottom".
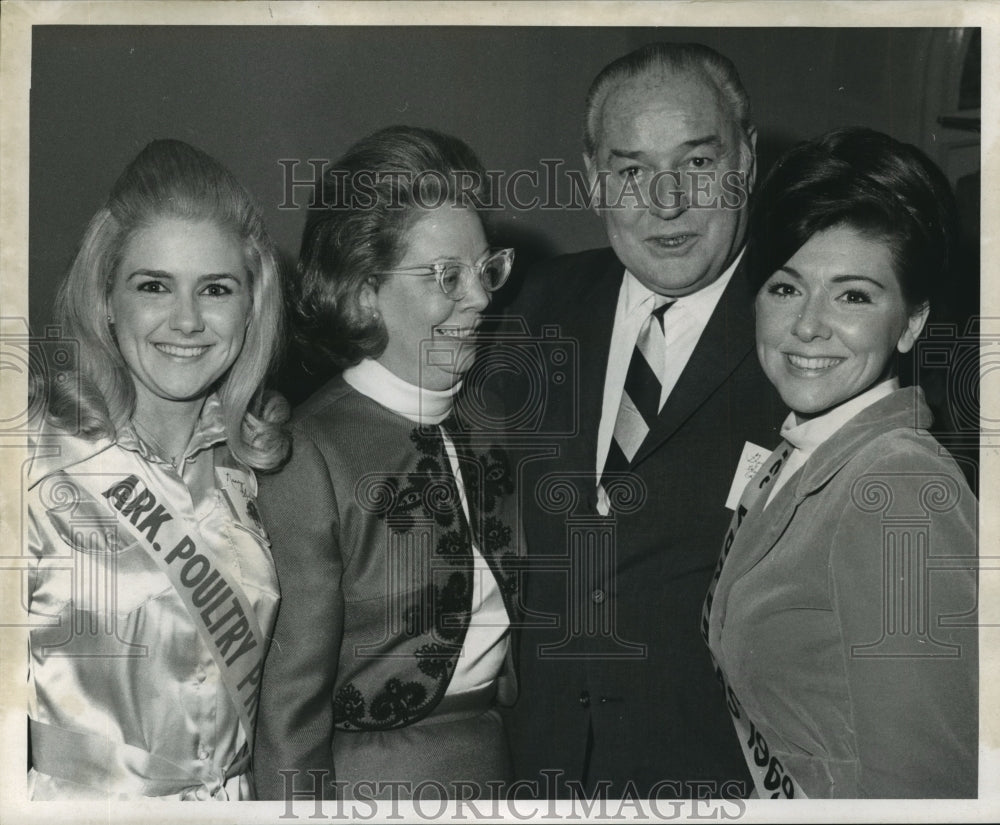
{"left": 382, "top": 247, "right": 514, "bottom": 301}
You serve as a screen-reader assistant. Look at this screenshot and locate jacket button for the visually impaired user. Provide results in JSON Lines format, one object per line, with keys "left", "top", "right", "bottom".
{"left": 579, "top": 690, "right": 591, "bottom": 709}
{"left": 591, "top": 589, "right": 606, "bottom": 604}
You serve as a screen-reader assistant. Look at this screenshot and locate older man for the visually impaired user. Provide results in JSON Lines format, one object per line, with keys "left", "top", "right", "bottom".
{"left": 504, "top": 43, "right": 784, "bottom": 799}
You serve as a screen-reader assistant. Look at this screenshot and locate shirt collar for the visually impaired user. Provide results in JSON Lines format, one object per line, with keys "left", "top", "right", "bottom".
{"left": 26, "top": 425, "right": 113, "bottom": 489}
{"left": 780, "top": 377, "right": 900, "bottom": 457}
{"left": 343, "top": 357, "right": 459, "bottom": 425}
{"left": 27, "top": 393, "right": 228, "bottom": 486}
{"left": 782, "top": 384, "right": 932, "bottom": 502}
{"left": 622, "top": 248, "right": 742, "bottom": 324}
{"left": 117, "top": 393, "right": 227, "bottom": 466}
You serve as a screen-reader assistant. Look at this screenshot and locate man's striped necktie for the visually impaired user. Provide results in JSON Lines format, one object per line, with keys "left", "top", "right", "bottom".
{"left": 598, "top": 298, "right": 673, "bottom": 511}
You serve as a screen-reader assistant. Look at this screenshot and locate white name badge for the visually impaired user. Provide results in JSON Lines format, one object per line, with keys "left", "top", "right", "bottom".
{"left": 725, "top": 441, "right": 771, "bottom": 511}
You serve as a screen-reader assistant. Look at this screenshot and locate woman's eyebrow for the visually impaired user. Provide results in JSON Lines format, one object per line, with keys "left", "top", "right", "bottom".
{"left": 126, "top": 268, "right": 173, "bottom": 280}
{"left": 830, "top": 274, "right": 887, "bottom": 289}
{"left": 197, "top": 272, "right": 242, "bottom": 283}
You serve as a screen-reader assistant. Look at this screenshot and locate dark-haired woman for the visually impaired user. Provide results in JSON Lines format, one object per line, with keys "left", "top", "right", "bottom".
{"left": 703, "top": 128, "right": 977, "bottom": 798}
{"left": 27, "top": 139, "right": 289, "bottom": 799}
{"left": 253, "top": 126, "right": 522, "bottom": 801}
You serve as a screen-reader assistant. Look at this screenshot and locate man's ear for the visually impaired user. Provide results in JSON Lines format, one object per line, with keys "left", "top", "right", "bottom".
{"left": 897, "top": 301, "right": 930, "bottom": 354}
{"left": 745, "top": 125, "right": 758, "bottom": 193}
{"left": 583, "top": 152, "right": 602, "bottom": 215}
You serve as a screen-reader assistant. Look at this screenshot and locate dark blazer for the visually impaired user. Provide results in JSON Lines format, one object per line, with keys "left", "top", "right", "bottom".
{"left": 500, "top": 247, "right": 785, "bottom": 798}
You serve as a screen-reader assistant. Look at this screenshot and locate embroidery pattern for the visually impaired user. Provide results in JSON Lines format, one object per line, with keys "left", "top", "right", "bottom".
{"left": 335, "top": 424, "right": 518, "bottom": 732}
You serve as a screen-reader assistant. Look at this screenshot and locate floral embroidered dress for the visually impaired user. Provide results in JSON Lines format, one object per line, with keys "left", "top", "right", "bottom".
{"left": 26, "top": 395, "right": 279, "bottom": 800}
{"left": 253, "top": 360, "right": 523, "bottom": 801}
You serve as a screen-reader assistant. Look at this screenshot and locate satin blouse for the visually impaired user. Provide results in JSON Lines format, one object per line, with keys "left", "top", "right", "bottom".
{"left": 26, "top": 396, "right": 279, "bottom": 800}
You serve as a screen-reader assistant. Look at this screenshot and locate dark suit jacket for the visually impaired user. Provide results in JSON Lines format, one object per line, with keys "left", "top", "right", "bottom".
{"left": 500, "top": 247, "right": 785, "bottom": 798}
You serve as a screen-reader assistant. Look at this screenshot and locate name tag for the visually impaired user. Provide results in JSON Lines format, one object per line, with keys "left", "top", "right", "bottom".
{"left": 217, "top": 466, "right": 266, "bottom": 536}
{"left": 725, "top": 441, "right": 771, "bottom": 511}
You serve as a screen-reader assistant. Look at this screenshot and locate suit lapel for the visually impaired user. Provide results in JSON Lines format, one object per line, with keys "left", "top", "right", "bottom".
{"left": 632, "top": 268, "right": 757, "bottom": 468}
{"left": 559, "top": 256, "right": 624, "bottom": 475}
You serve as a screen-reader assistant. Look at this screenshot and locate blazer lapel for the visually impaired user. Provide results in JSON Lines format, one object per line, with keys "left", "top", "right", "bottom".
{"left": 728, "top": 461, "right": 799, "bottom": 575}
{"left": 716, "top": 391, "right": 932, "bottom": 624}
{"left": 713, "top": 486, "right": 799, "bottom": 632}
{"left": 632, "top": 268, "right": 757, "bottom": 468}
{"left": 708, "top": 442, "right": 794, "bottom": 629}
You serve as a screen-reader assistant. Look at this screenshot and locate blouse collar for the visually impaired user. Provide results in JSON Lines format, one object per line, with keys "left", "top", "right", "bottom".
{"left": 27, "top": 393, "right": 229, "bottom": 487}
{"left": 343, "top": 358, "right": 460, "bottom": 425}
{"left": 117, "top": 393, "right": 227, "bottom": 467}
{"left": 779, "top": 377, "right": 900, "bottom": 460}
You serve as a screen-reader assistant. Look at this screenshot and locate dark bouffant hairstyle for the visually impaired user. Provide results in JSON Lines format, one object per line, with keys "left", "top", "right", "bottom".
{"left": 743, "top": 127, "right": 958, "bottom": 310}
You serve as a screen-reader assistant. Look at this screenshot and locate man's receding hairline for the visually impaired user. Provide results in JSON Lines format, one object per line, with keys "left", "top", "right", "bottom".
{"left": 589, "top": 64, "right": 747, "bottom": 159}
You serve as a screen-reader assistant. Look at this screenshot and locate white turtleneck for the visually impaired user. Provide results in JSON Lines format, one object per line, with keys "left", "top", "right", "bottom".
{"left": 343, "top": 358, "right": 510, "bottom": 695}
{"left": 343, "top": 357, "right": 460, "bottom": 425}
{"left": 765, "top": 377, "right": 900, "bottom": 508}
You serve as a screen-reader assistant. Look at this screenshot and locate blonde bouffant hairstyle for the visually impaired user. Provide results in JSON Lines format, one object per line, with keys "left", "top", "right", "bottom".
{"left": 48, "top": 138, "right": 289, "bottom": 470}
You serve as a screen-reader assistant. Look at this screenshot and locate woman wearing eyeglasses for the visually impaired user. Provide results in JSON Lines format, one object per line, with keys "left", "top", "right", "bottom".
{"left": 253, "top": 126, "right": 522, "bottom": 802}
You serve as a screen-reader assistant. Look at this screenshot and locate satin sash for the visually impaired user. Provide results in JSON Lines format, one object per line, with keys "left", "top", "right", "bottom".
{"left": 50, "top": 465, "right": 269, "bottom": 751}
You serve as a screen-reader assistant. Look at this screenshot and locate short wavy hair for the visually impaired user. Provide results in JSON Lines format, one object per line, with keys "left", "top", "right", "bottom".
{"left": 743, "top": 127, "right": 959, "bottom": 310}
{"left": 296, "top": 125, "right": 489, "bottom": 371}
{"left": 583, "top": 42, "right": 754, "bottom": 165}
{"left": 48, "top": 138, "right": 289, "bottom": 470}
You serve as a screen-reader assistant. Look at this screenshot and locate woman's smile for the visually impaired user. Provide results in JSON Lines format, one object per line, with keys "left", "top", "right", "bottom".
{"left": 783, "top": 353, "right": 846, "bottom": 372}
{"left": 153, "top": 342, "right": 213, "bottom": 358}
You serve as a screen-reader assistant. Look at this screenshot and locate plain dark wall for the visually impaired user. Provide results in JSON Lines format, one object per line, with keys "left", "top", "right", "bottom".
{"left": 29, "top": 25, "right": 977, "bottom": 333}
